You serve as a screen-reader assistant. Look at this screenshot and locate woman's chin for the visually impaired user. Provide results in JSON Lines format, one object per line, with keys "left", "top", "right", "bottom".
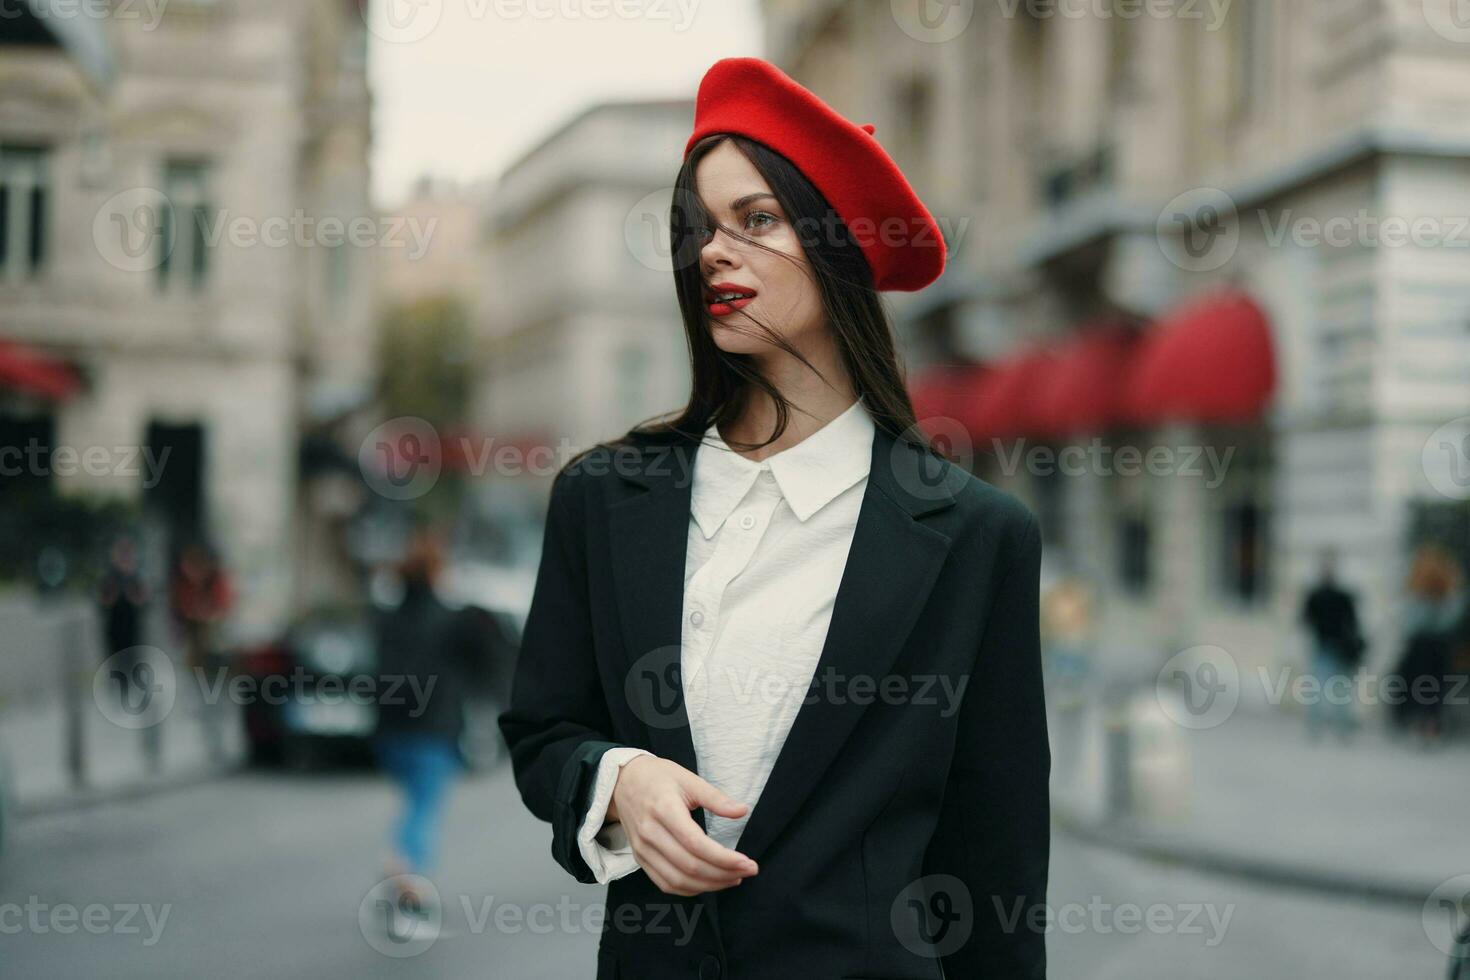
{"left": 708, "top": 323, "right": 766, "bottom": 355}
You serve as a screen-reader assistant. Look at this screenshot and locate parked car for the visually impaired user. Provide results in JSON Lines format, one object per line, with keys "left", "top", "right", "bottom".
{"left": 237, "top": 566, "right": 528, "bottom": 771}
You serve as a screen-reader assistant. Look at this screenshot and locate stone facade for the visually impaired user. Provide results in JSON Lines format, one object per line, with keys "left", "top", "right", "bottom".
{"left": 0, "top": 0, "right": 375, "bottom": 636}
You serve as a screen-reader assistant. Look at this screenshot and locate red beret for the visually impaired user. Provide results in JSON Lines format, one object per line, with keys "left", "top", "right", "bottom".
{"left": 684, "top": 57, "right": 946, "bottom": 293}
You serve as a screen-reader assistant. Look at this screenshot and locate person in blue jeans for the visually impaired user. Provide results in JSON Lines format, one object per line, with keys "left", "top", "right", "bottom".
{"left": 372, "top": 525, "right": 479, "bottom": 903}
{"left": 1299, "top": 547, "right": 1365, "bottom": 740}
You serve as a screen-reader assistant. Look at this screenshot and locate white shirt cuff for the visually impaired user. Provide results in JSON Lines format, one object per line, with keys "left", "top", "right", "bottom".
{"left": 576, "top": 746, "right": 655, "bottom": 884}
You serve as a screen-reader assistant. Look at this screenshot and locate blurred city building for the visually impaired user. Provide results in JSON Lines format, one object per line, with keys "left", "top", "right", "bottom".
{"left": 477, "top": 98, "right": 696, "bottom": 508}
{"left": 376, "top": 174, "right": 494, "bottom": 304}
{"left": 0, "top": 0, "right": 376, "bottom": 634}
{"left": 762, "top": 0, "right": 1470, "bottom": 700}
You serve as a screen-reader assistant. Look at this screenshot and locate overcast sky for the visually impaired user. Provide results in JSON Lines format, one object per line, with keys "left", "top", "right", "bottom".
{"left": 367, "top": 0, "right": 765, "bottom": 208}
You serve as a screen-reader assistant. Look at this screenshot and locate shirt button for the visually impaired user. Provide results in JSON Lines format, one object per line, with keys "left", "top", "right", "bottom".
{"left": 739, "top": 513, "right": 756, "bottom": 530}
{"left": 698, "top": 955, "right": 722, "bottom": 980}
{"left": 689, "top": 609, "right": 704, "bottom": 627}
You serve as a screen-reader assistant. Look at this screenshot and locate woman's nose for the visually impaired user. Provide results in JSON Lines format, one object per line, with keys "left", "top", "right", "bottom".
{"left": 701, "top": 226, "right": 742, "bottom": 271}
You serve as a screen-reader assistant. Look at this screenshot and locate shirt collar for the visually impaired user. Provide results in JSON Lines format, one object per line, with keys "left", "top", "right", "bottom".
{"left": 691, "top": 395, "right": 875, "bottom": 539}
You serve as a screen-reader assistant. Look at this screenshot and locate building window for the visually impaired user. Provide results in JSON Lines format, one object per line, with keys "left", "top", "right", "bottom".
{"left": 159, "top": 160, "right": 211, "bottom": 291}
{"left": 1033, "top": 453, "right": 1066, "bottom": 550}
{"left": 1118, "top": 511, "right": 1152, "bottom": 595}
{"left": 0, "top": 145, "right": 50, "bottom": 281}
{"left": 1220, "top": 499, "right": 1270, "bottom": 602}
{"left": 1213, "top": 430, "right": 1273, "bottom": 604}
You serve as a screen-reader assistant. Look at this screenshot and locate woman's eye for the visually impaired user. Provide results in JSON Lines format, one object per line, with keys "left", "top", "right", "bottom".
{"left": 745, "top": 210, "right": 778, "bottom": 230}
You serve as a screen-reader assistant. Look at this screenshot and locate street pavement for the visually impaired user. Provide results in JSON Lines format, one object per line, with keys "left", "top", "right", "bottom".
{"left": 1052, "top": 696, "right": 1470, "bottom": 899}
{"left": 0, "top": 759, "right": 1450, "bottom": 979}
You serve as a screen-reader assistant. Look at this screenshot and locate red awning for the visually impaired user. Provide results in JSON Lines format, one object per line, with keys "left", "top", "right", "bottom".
{"left": 0, "top": 341, "right": 81, "bottom": 400}
{"left": 1123, "top": 290, "right": 1275, "bottom": 424}
{"left": 1031, "top": 322, "right": 1139, "bottom": 437}
{"left": 971, "top": 346, "right": 1059, "bottom": 441}
{"left": 908, "top": 363, "right": 992, "bottom": 444}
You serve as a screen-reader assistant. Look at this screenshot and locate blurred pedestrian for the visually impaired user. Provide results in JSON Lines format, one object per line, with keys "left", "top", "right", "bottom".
{"left": 1041, "top": 559, "right": 1095, "bottom": 780}
{"left": 168, "top": 539, "right": 234, "bottom": 672}
{"left": 169, "top": 539, "right": 234, "bottom": 762}
{"left": 1298, "top": 547, "right": 1365, "bottom": 741}
{"left": 1388, "top": 545, "right": 1466, "bottom": 747}
{"left": 97, "top": 535, "right": 151, "bottom": 704}
{"left": 372, "top": 524, "right": 478, "bottom": 906}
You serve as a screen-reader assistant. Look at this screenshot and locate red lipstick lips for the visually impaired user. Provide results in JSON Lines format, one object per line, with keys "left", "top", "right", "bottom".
{"left": 705, "top": 281, "right": 757, "bottom": 317}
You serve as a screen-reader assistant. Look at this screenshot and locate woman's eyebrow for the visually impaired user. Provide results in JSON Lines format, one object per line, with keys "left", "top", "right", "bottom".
{"left": 729, "top": 192, "right": 777, "bottom": 210}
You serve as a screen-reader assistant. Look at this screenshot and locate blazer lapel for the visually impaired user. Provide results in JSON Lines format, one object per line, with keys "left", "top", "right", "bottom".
{"left": 607, "top": 433, "right": 704, "bottom": 779}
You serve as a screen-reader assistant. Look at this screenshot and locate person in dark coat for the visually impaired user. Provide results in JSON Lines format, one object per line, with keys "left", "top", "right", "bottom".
{"left": 1390, "top": 544, "right": 1466, "bottom": 746}
{"left": 1299, "top": 547, "right": 1364, "bottom": 739}
{"left": 372, "top": 524, "right": 478, "bottom": 899}
{"left": 97, "top": 535, "right": 150, "bottom": 699}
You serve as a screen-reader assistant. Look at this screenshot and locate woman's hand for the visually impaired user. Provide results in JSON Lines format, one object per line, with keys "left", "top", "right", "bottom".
{"left": 606, "top": 756, "right": 759, "bottom": 896}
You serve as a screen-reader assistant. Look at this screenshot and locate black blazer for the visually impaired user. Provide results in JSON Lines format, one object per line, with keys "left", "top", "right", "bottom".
{"left": 498, "top": 421, "right": 1050, "bottom": 980}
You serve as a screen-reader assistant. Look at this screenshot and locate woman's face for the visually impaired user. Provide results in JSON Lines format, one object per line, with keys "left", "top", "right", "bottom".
{"left": 693, "top": 140, "right": 825, "bottom": 359}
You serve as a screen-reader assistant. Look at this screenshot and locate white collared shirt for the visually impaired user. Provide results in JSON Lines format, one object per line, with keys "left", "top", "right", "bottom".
{"left": 576, "top": 396, "right": 876, "bottom": 884}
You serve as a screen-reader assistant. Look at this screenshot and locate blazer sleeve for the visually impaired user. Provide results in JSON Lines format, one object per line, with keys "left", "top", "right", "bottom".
{"left": 497, "top": 466, "right": 626, "bottom": 885}
{"left": 922, "top": 508, "right": 1049, "bottom": 978}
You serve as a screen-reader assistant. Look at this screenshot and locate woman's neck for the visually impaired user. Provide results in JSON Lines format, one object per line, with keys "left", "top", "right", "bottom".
{"left": 722, "top": 376, "right": 859, "bottom": 462}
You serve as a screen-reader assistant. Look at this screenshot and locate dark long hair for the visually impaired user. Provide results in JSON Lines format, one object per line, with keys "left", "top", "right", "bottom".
{"left": 565, "top": 132, "right": 939, "bottom": 473}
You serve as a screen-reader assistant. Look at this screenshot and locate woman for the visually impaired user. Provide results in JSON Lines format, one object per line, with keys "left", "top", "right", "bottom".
{"left": 1390, "top": 544, "right": 1466, "bottom": 746}
{"left": 499, "top": 58, "right": 1049, "bottom": 980}
{"left": 373, "top": 525, "right": 475, "bottom": 906}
